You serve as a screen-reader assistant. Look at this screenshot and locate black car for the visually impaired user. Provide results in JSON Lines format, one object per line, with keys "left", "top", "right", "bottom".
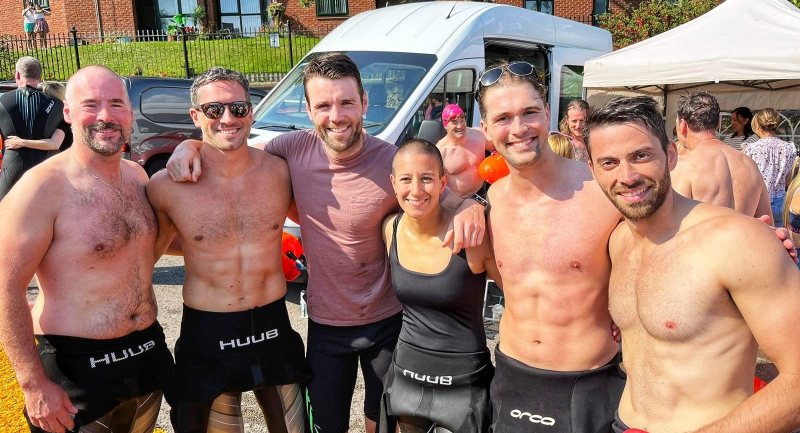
{"left": 125, "top": 77, "right": 266, "bottom": 176}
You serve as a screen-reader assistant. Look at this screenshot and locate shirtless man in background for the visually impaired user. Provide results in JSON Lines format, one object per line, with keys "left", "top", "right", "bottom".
{"left": 671, "top": 91, "right": 771, "bottom": 218}
{"left": 436, "top": 103, "right": 491, "bottom": 198}
{"left": 587, "top": 96, "right": 800, "bottom": 433}
{"left": 147, "top": 67, "right": 309, "bottom": 433}
{"left": 0, "top": 65, "right": 173, "bottom": 433}
{"left": 476, "top": 60, "right": 625, "bottom": 433}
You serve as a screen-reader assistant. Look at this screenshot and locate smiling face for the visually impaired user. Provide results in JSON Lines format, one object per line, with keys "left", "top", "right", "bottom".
{"left": 567, "top": 108, "right": 587, "bottom": 138}
{"left": 589, "top": 122, "right": 677, "bottom": 221}
{"left": 64, "top": 67, "right": 133, "bottom": 156}
{"left": 189, "top": 80, "right": 252, "bottom": 152}
{"left": 391, "top": 149, "right": 447, "bottom": 220}
{"left": 480, "top": 82, "right": 551, "bottom": 169}
{"left": 305, "top": 76, "right": 367, "bottom": 158}
{"left": 445, "top": 114, "right": 467, "bottom": 139}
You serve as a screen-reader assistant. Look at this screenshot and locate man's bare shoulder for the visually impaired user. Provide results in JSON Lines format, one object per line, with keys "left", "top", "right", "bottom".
{"left": 121, "top": 158, "right": 150, "bottom": 184}
{"left": 251, "top": 145, "right": 288, "bottom": 174}
{"left": 1, "top": 153, "right": 72, "bottom": 207}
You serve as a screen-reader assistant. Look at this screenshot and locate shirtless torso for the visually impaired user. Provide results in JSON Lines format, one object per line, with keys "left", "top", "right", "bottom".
{"left": 672, "top": 135, "right": 770, "bottom": 218}
{"left": 437, "top": 128, "right": 487, "bottom": 198}
{"left": 148, "top": 144, "right": 291, "bottom": 311}
{"left": 489, "top": 156, "right": 621, "bottom": 370}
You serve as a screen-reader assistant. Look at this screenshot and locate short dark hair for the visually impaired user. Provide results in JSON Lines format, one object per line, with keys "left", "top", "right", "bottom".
{"left": 475, "top": 60, "right": 548, "bottom": 120}
{"left": 393, "top": 138, "right": 445, "bottom": 177}
{"left": 731, "top": 106, "right": 754, "bottom": 137}
{"left": 586, "top": 96, "right": 669, "bottom": 158}
{"left": 190, "top": 67, "right": 250, "bottom": 107}
{"left": 677, "top": 91, "right": 719, "bottom": 133}
{"left": 303, "top": 52, "right": 364, "bottom": 104}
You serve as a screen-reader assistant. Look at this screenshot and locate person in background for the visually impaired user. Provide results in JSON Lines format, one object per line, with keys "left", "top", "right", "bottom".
{"left": 41, "top": 81, "right": 72, "bottom": 152}
{"left": 547, "top": 131, "right": 574, "bottom": 159}
{"left": 744, "top": 108, "right": 798, "bottom": 227}
{"left": 33, "top": 4, "right": 50, "bottom": 49}
{"left": 22, "top": 1, "right": 36, "bottom": 49}
{"left": 784, "top": 162, "right": 800, "bottom": 268}
{"left": 724, "top": 106, "right": 758, "bottom": 151}
{"left": 558, "top": 99, "right": 590, "bottom": 162}
{"left": 379, "top": 139, "right": 500, "bottom": 433}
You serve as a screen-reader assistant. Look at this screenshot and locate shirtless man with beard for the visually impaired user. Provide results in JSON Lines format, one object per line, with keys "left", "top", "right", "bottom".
{"left": 586, "top": 95, "right": 800, "bottom": 433}
{"left": 0, "top": 66, "right": 172, "bottom": 433}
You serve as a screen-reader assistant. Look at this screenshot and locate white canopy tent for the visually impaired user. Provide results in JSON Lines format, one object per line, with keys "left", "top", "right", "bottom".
{"left": 583, "top": 0, "right": 800, "bottom": 142}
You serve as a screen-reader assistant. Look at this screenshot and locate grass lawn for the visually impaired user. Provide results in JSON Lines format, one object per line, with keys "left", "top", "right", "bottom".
{"left": 1, "top": 33, "right": 320, "bottom": 81}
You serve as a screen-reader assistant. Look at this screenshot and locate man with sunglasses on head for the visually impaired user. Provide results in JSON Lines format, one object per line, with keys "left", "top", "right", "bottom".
{"left": 165, "top": 53, "right": 485, "bottom": 433}
{"left": 147, "top": 67, "right": 311, "bottom": 433}
{"left": 476, "top": 60, "right": 626, "bottom": 433}
{"left": 436, "top": 103, "right": 493, "bottom": 198}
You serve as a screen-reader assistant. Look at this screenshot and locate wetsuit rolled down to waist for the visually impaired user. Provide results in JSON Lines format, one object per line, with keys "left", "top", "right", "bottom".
{"left": 167, "top": 296, "right": 312, "bottom": 432}
{"left": 26, "top": 321, "right": 174, "bottom": 432}
{"left": 379, "top": 213, "right": 493, "bottom": 433}
{"left": 490, "top": 347, "right": 626, "bottom": 433}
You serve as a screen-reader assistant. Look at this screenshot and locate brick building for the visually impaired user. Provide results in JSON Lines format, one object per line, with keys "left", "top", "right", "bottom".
{"left": 0, "top": 0, "right": 646, "bottom": 37}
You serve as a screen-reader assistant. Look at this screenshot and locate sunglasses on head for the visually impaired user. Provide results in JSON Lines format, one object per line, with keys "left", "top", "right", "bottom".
{"left": 195, "top": 101, "right": 252, "bottom": 119}
{"left": 477, "top": 61, "right": 537, "bottom": 90}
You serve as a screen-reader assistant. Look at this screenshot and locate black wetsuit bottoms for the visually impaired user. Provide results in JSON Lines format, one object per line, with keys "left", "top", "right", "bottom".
{"left": 166, "top": 297, "right": 312, "bottom": 432}
{"left": 379, "top": 339, "right": 493, "bottom": 433}
{"left": 490, "top": 347, "right": 626, "bottom": 433}
{"left": 25, "top": 321, "right": 174, "bottom": 432}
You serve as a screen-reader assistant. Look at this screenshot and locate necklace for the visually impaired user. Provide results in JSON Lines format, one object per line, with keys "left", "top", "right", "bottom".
{"left": 72, "top": 156, "right": 124, "bottom": 203}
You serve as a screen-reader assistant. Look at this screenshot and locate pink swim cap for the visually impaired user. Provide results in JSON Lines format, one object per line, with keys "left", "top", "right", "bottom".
{"left": 442, "top": 104, "right": 464, "bottom": 126}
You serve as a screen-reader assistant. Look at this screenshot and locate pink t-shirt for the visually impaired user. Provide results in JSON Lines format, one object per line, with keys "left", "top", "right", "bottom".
{"left": 266, "top": 130, "right": 402, "bottom": 326}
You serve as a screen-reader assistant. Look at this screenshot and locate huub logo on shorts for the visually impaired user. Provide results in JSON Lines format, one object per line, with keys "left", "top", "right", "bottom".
{"left": 89, "top": 340, "right": 156, "bottom": 369}
{"left": 510, "top": 409, "right": 556, "bottom": 426}
{"left": 402, "top": 369, "right": 453, "bottom": 385}
{"left": 219, "top": 329, "right": 279, "bottom": 351}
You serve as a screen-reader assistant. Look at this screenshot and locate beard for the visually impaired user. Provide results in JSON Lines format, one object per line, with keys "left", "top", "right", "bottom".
{"left": 606, "top": 168, "right": 671, "bottom": 221}
{"left": 203, "top": 124, "right": 248, "bottom": 152}
{"left": 75, "top": 121, "right": 130, "bottom": 156}
{"left": 316, "top": 117, "right": 364, "bottom": 155}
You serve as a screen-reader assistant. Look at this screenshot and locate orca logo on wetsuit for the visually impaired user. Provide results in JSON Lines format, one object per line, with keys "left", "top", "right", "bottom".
{"left": 219, "top": 328, "right": 279, "bottom": 351}
{"left": 510, "top": 409, "right": 556, "bottom": 426}
{"left": 402, "top": 369, "right": 453, "bottom": 385}
{"left": 89, "top": 340, "right": 156, "bottom": 369}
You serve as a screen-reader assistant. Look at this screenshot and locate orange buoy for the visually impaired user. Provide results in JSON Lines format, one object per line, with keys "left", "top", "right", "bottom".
{"left": 754, "top": 376, "right": 767, "bottom": 393}
{"left": 478, "top": 153, "right": 509, "bottom": 184}
{"left": 281, "top": 232, "right": 306, "bottom": 281}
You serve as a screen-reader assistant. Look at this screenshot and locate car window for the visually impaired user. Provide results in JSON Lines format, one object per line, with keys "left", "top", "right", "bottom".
{"left": 140, "top": 87, "right": 194, "bottom": 125}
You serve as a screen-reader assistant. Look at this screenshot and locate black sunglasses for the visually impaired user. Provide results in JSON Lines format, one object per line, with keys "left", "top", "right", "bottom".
{"left": 477, "top": 61, "right": 537, "bottom": 90}
{"left": 195, "top": 101, "right": 252, "bottom": 119}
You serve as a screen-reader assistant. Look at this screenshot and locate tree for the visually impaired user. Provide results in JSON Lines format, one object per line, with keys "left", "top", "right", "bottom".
{"left": 791, "top": 0, "right": 800, "bottom": 8}
{"left": 599, "top": 0, "right": 721, "bottom": 49}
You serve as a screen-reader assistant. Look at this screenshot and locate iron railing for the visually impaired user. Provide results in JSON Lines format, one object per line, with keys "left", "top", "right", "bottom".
{"left": 0, "top": 23, "right": 338, "bottom": 82}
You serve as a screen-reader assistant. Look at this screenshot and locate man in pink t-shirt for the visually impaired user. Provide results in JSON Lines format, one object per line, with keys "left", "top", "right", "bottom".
{"left": 167, "top": 53, "right": 485, "bottom": 433}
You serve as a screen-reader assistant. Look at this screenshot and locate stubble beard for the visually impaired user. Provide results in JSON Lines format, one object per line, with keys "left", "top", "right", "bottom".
{"left": 317, "top": 118, "right": 364, "bottom": 155}
{"left": 76, "top": 122, "right": 130, "bottom": 156}
{"left": 608, "top": 168, "right": 671, "bottom": 221}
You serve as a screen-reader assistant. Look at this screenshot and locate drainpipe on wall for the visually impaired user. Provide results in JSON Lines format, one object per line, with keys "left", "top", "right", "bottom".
{"left": 95, "top": 0, "right": 105, "bottom": 41}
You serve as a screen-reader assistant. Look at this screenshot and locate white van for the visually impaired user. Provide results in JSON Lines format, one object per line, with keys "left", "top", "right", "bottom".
{"left": 249, "top": 1, "right": 611, "bottom": 146}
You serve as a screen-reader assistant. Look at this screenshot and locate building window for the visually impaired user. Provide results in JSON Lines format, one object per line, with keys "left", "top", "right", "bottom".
{"left": 156, "top": 0, "right": 200, "bottom": 30}
{"left": 524, "top": 0, "right": 553, "bottom": 14}
{"left": 220, "top": 0, "right": 264, "bottom": 32}
{"left": 593, "top": 0, "right": 609, "bottom": 25}
{"left": 317, "top": 0, "right": 348, "bottom": 17}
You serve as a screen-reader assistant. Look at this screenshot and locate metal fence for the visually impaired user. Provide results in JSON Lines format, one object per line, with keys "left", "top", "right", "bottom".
{"left": 0, "top": 22, "right": 338, "bottom": 82}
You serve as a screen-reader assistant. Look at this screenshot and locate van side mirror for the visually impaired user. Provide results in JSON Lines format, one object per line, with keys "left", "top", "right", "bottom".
{"left": 417, "top": 119, "right": 446, "bottom": 144}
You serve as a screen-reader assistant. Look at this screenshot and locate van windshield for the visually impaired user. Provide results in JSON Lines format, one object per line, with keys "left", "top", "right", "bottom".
{"left": 252, "top": 51, "right": 437, "bottom": 135}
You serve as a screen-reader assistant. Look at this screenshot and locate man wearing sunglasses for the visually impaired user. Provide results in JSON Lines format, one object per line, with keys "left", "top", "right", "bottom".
{"left": 165, "top": 54, "right": 485, "bottom": 433}
{"left": 436, "top": 103, "right": 493, "bottom": 199}
{"left": 476, "top": 60, "right": 626, "bottom": 433}
{"left": 147, "top": 67, "right": 311, "bottom": 433}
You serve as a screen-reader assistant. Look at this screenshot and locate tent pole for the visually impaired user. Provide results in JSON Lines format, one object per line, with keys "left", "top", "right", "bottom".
{"left": 662, "top": 84, "right": 669, "bottom": 117}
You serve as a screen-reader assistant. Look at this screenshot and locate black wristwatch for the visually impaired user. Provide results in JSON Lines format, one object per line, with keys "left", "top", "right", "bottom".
{"left": 469, "top": 193, "right": 490, "bottom": 212}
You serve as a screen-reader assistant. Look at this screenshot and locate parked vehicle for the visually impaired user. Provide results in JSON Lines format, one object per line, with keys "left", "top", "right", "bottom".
{"left": 249, "top": 1, "right": 612, "bottom": 147}
{"left": 125, "top": 76, "right": 265, "bottom": 176}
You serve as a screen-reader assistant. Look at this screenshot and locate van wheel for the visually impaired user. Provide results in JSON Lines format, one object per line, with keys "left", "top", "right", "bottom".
{"left": 145, "top": 157, "right": 168, "bottom": 177}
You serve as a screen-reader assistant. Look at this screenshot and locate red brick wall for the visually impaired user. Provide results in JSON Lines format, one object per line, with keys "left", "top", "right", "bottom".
{"left": 284, "top": 0, "right": 373, "bottom": 36}
{"left": 0, "top": 0, "right": 135, "bottom": 36}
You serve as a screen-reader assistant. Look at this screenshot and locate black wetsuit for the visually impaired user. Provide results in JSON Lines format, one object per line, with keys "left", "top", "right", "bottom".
{"left": 0, "top": 85, "right": 63, "bottom": 199}
{"left": 25, "top": 321, "right": 174, "bottom": 431}
{"left": 379, "top": 213, "right": 493, "bottom": 433}
{"left": 490, "top": 347, "right": 626, "bottom": 433}
{"left": 166, "top": 297, "right": 312, "bottom": 433}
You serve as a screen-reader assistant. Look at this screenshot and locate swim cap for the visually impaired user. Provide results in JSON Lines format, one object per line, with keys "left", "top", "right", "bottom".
{"left": 442, "top": 104, "right": 464, "bottom": 126}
